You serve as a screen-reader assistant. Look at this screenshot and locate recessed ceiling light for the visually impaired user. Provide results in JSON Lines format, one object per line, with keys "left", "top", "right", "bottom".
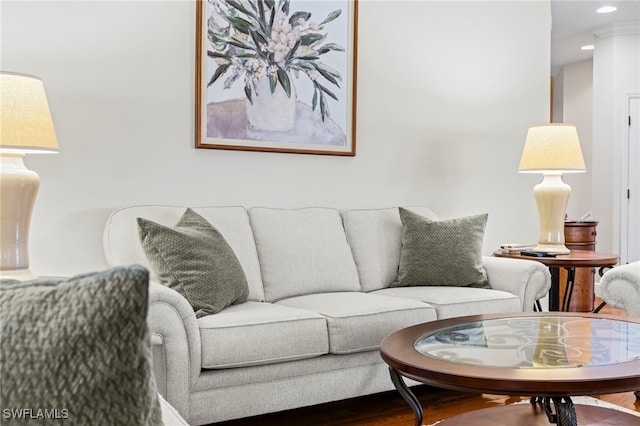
{"left": 597, "top": 6, "right": 618, "bottom": 14}
{"left": 581, "top": 45, "right": 595, "bottom": 51}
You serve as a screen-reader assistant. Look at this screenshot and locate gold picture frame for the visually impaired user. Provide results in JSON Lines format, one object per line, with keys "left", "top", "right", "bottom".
{"left": 195, "top": 0, "right": 358, "bottom": 156}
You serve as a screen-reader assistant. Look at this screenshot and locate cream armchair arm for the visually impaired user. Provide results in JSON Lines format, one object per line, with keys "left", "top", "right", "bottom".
{"left": 599, "top": 261, "right": 640, "bottom": 317}
{"left": 148, "top": 280, "right": 201, "bottom": 423}
{"left": 482, "top": 256, "right": 551, "bottom": 312}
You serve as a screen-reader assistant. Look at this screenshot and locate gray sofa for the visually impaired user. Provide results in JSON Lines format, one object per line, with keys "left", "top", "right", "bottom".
{"left": 103, "top": 206, "right": 551, "bottom": 425}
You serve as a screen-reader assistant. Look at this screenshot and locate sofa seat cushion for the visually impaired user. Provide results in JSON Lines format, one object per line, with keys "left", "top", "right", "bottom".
{"left": 276, "top": 292, "right": 437, "bottom": 354}
{"left": 372, "top": 287, "right": 521, "bottom": 319}
{"left": 249, "top": 207, "right": 361, "bottom": 301}
{"left": 199, "top": 302, "right": 329, "bottom": 369}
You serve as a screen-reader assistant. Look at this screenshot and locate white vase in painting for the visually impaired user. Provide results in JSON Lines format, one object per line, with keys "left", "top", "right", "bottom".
{"left": 247, "top": 75, "right": 296, "bottom": 132}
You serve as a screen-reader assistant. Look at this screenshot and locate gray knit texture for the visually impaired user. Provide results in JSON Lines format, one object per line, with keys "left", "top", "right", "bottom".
{"left": 0, "top": 265, "right": 163, "bottom": 425}
{"left": 137, "top": 208, "right": 249, "bottom": 317}
{"left": 391, "top": 208, "right": 490, "bottom": 288}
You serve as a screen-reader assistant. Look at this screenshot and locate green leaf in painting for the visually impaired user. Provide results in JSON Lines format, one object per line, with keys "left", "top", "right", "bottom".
{"left": 319, "top": 92, "right": 326, "bottom": 121}
{"left": 315, "top": 81, "right": 338, "bottom": 101}
{"left": 269, "top": 73, "right": 277, "bottom": 94}
{"left": 269, "top": 6, "right": 275, "bottom": 30}
{"left": 299, "top": 33, "right": 324, "bottom": 46}
{"left": 207, "top": 51, "right": 231, "bottom": 59}
{"left": 320, "top": 9, "right": 341, "bottom": 25}
{"left": 281, "top": 0, "right": 290, "bottom": 15}
{"left": 226, "top": 0, "right": 252, "bottom": 16}
{"left": 317, "top": 61, "right": 342, "bottom": 79}
{"left": 227, "top": 37, "right": 254, "bottom": 51}
{"left": 312, "top": 62, "right": 339, "bottom": 86}
{"left": 288, "top": 11, "right": 311, "bottom": 26}
{"left": 296, "top": 54, "right": 320, "bottom": 61}
{"left": 257, "top": 0, "right": 266, "bottom": 24}
{"left": 227, "top": 16, "right": 253, "bottom": 34}
{"left": 235, "top": 53, "right": 258, "bottom": 58}
{"left": 285, "top": 40, "right": 301, "bottom": 61}
{"left": 276, "top": 67, "right": 292, "bottom": 97}
{"left": 208, "top": 64, "right": 230, "bottom": 86}
{"left": 317, "top": 43, "right": 345, "bottom": 55}
{"left": 208, "top": 30, "right": 224, "bottom": 44}
{"left": 292, "top": 61, "right": 314, "bottom": 71}
{"left": 250, "top": 29, "right": 268, "bottom": 50}
{"left": 244, "top": 83, "right": 253, "bottom": 104}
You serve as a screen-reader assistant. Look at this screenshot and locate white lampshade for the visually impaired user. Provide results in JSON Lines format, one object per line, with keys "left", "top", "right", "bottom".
{"left": 1, "top": 72, "right": 58, "bottom": 153}
{"left": 518, "top": 124, "right": 586, "bottom": 173}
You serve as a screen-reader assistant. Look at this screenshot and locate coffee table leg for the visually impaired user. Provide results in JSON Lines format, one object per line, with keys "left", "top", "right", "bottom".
{"left": 549, "top": 267, "right": 561, "bottom": 311}
{"left": 532, "top": 396, "right": 577, "bottom": 426}
{"left": 389, "top": 368, "right": 423, "bottom": 426}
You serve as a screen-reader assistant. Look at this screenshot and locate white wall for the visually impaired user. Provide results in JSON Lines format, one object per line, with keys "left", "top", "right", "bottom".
{"left": 593, "top": 32, "right": 640, "bottom": 255}
{"left": 1, "top": 1, "right": 551, "bottom": 277}
{"left": 552, "top": 59, "right": 593, "bottom": 220}
{"left": 552, "top": 67, "right": 565, "bottom": 122}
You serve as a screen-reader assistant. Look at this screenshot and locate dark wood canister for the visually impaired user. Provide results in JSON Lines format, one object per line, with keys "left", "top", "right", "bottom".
{"left": 561, "top": 220, "right": 598, "bottom": 311}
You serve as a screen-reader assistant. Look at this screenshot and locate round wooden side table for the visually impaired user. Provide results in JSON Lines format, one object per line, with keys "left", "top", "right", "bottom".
{"left": 493, "top": 250, "right": 619, "bottom": 312}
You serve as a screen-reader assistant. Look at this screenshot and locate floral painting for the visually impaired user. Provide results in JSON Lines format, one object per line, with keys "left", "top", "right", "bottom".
{"left": 195, "top": 0, "right": 358, "bottom": 155}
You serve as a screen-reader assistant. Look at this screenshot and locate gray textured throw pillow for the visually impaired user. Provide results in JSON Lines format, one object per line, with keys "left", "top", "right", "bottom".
{"left": 391, "top": 208, "right": 490, "bottom": 288}
{"left": 137, "top": 208, "right": 249, "bottom": 317}
{"left": 0, "top": 266, "right": 163, "bottom": 426}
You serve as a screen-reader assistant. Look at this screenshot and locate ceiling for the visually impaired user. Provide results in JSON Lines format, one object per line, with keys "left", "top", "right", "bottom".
{"left": 551, "top": 0, "right": 640, "bottom": 75}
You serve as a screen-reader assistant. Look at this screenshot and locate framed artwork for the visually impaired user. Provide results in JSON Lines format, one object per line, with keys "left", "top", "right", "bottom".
{"left": 195, "top": 0, "right": 358, "bottom": 156}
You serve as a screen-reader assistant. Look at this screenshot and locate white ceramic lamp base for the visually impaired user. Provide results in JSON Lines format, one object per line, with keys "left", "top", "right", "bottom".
{"left": 533, "top": 173, "right": 571, "bottom": 254}
{"left": 0, "top": 153, "right": 39, "bottom": 281}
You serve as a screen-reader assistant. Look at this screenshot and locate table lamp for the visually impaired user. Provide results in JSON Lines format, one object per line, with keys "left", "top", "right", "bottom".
{"left": 518, "top": 124, "right": 586, "bottom": 254}
{"left": 1, "top": 72, "right": 59, "bottom": 280}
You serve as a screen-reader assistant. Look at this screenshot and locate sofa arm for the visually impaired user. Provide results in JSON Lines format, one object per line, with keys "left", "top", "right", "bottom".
{"left": 482, "top": 256, "right": 551, "bottom": 312}
{"left": 148, "top": 281, "right": 201, "bottom": 422}
{"left": 599, "top": 261, "right": 640, "bottom": 317}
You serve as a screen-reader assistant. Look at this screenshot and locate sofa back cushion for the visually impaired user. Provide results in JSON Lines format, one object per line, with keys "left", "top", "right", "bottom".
{"left": 104, "top": 205, "right": 265, "bottom": 301}
{"left": 343, "top": 207, "right": 438, "bottom": 292}
{"left": 249, "top": 207, "right": 361, "bottom": 302}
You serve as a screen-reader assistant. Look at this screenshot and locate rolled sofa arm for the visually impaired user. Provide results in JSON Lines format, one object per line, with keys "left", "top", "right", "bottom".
{"left": 599, "top": 261, "right": 640, "bottom": 317}
{"left": 482, "top": 256, "right": 551, "bottom": 312}
{"left": 148, "top": 280, "right": 201, "bottom": 422}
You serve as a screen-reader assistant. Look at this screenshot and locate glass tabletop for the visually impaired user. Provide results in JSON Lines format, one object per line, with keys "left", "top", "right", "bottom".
{"left": 413, "top": 316, "right": 640, "bottom": 369}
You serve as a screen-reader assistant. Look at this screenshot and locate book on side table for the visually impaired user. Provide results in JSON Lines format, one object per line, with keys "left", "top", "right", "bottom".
{"left": 498, "top": 243, "right": 535, "bottom": 254}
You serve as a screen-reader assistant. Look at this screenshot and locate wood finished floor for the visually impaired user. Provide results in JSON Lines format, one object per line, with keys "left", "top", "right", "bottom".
{"left": 213, "top": 300, "right": 640, "bottom": 426}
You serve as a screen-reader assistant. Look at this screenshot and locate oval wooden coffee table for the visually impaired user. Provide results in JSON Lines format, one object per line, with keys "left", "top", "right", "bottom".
{"left": 380, "top": 312, "right": 640, "bottom": 426}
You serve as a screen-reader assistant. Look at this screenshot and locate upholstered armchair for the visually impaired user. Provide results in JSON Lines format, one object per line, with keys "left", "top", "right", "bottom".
{"left": 597, "top": 261, "right": 640, "bottom": 399}
{"left": 598, "top": 261, "right": 640, "bottom": 317}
